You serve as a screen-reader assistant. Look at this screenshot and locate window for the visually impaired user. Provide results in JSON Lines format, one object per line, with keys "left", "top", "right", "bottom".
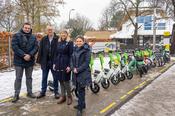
{"left": 137, "top": 16, "right": 153, "bottom": 30}
{"left": 137, "top": 16, "right": 152, "bottom": 23}
{"left": 144, "top": 16, "right": 152, "bottom": 23}
{"left": 144, "top": 22, "right": 152, "bottom": 30}
{"left": 157, "top": 23, "right": 166, "bottom": 30}
{"left": 137, "top": 16, "right": 144, "bottom": 23}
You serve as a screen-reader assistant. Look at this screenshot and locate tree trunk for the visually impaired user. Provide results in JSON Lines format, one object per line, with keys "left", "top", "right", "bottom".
{"left": 31, "top": 0, "right": 35, "bottom": 25}
{"left": 172, "top": 0, "right": 175, "bottom": 19}
{"left": 36, "top": 0, "right": 41, "bottom": 32}
{"left": 170, "top": 0, "right": 175, "bottom": 54}
{"left": 26, "top": 11, "right": 30, "bottom": 22}
{"left": 133, "top": 23, "right": 138, "bottom": 47}
{"left": 170, "top": 24, "right": 175, "bottom": 54}
{"left": 133, "top": 1, "right": 139, "bottom": 47}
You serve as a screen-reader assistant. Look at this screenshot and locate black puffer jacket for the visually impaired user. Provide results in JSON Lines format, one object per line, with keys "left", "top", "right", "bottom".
{"left": 12, "top": 29, "right": 38, "bottom": 67}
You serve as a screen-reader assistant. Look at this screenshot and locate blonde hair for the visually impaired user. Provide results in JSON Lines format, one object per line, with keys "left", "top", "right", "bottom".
{"left": 58, "top": 30, "right": 71, "bottom": 42}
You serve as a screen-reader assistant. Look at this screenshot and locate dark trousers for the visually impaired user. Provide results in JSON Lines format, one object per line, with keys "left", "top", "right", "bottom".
{"left": 60, "top": 81, "right": 71, "bottom": 96}
{"left": 41, "top": 66, "right": 59, "bottom": 95}
{"left": 14, "top": 66, "right": 33, "bottom": 95}
{"left": 77, "top": 83, "right": 86, "bottom": 110}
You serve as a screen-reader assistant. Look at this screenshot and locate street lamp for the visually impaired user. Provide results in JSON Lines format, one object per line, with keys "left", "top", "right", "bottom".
{"left": 68, "top": 9, "right": 75, "bottom": 28}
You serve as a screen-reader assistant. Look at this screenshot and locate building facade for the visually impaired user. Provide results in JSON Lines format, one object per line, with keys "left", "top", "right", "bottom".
{"left": 110, "top": 14, "right": 175, "bottom": 48}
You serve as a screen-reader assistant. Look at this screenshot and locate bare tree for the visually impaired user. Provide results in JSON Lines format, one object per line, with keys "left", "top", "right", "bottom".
{"left": 146, "top": 0, "right": 175, "bottom": 54}
{"left": 66, "top": 14, "right": 94, "bottom": 39}
{"left": 172, "top": 0, "right": 175, "bottom": 18}
{"left": 13, "top": 0, "right": 64, "bottom": 32}
{"left": 108, "top": 0, "right": 144, "bottom": 46}
{"left": 148, "top": 0, "right": 175, "bottom": 19}
{"left": 0, "top": 3, "right": 17, "bottom": 32}
{"left": 98, "top": 7, "right": 112, "bottom": 30}
{"left": 68, "top": 14, "right": 93, "bottom": 31}
{"left": 104, "top": 0, "right": 164, "bottom": 46}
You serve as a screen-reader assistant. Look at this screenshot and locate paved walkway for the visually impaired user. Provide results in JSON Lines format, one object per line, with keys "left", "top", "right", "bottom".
{"left": 112, "top": 64, "right": 175, "bottom": 116}
{"left": 0, "top": 58, "right": 174, "bottom": 116}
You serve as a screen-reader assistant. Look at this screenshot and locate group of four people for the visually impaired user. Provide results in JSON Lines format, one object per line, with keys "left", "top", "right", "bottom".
{"left": 11, "top": 23, "right": 92, "bottom": 116}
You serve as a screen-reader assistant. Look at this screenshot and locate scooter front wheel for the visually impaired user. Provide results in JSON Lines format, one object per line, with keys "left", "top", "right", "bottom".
{"left": 111, "top": 75, "right": 120, "bottom": 85}
{"left": 90, "top": 82, "right": 100, "bottom": 94}
{"left": 101, "top": 79, "right": 110, "bottom": 89}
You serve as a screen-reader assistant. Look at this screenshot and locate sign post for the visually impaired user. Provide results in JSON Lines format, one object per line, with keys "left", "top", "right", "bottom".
{"left": 163, "top": 31, "right": 171, "bottom": 52}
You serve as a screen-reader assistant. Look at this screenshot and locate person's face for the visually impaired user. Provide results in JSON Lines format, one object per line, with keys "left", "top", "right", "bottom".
{"left": 47, "top": 26, "right": 54, "bottom": 36}
{"left": 23, "top": 24, "right": 31, "bottom": 33}
{"left": 60, "top": 32, "right": 68, "bottom": 40}
{"left": 75, "top": 38, "right": 84, "bottom": 47}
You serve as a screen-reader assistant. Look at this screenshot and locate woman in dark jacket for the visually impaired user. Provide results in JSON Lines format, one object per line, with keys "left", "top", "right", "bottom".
{"left": 53, "top": 30, "right": 73, "bottom": 105}
{"left": 71, "top": 36, "right": 92, "bottom": 116}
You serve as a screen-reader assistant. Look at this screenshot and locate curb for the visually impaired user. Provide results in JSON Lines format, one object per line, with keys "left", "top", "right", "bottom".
{"left": 105, "top": 62, "right": 175, "bottom": 116}
{"left": 0, "top": 93, "right": 26, "bottom": 104}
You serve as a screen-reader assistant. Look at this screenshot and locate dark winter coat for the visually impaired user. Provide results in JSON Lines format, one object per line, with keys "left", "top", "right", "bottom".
{"left": 53, "top": 39, "right": 73, "bottom": 81}
{"left": 37, "top": 33, "right": 59, "bottom": 69}
{"left": 71, "top": 43, "right": 92, "bottom": 88}
{"left": 12, "top": 29, "right": 38, "bottom": 67}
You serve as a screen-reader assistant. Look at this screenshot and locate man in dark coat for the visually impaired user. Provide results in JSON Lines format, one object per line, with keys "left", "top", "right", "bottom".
{"left": 71, "top": 36, "right": 92, "bottom": 116}
{"left": 11, "top": 22, "right": 38, "bottom": 103}
{"left": 36, "top": 25, "right": 59, "bottom": 99}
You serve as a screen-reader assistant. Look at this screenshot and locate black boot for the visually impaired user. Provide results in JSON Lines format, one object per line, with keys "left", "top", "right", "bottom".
{"left": 37, "top": 93, "right": 45, "bottom": 99}
{"left": 74, "top": 105, "right": 86, "bottom": 109}
{"left": 27, "top": 93, "right": 36, "bottom": 98}
{"left": 54, "top": 93, "right": 60, "bottom": 99}
{"left": 12, "top": 95, "right": 19, "bottom": 103}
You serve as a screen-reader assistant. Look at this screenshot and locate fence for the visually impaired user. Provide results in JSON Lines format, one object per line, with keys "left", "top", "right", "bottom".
{"left": 0, "top": 32, "right": 44, "bottom": 70}
{"left": 0, "top": 32, "right": 13, "bottom": 69}
{"left": 0, "top": 32, "right": 113, "bottom": 70}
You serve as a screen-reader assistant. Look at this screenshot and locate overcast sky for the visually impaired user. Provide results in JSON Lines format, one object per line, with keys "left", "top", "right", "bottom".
{"left": 57, "top": 0, "right": 111, "bottom": 29}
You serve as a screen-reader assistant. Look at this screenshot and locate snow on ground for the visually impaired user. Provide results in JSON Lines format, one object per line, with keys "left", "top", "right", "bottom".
{"left": 0, "top": 57, "right": 110, "bottom": 100}
{"left": 0, "top": 68, "right": 42, "bottom": 100}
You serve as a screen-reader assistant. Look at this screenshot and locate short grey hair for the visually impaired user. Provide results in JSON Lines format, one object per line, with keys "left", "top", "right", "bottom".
{"left": 46, "top": 25, "right": 55, "bottom": 31}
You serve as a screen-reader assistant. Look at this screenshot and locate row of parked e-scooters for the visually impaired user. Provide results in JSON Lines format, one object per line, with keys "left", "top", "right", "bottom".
{"left": 47, "top": 46, "right": 171, "bottom": 95}
{"left": 89, "top": 46, "right": 171, "bottom": 93}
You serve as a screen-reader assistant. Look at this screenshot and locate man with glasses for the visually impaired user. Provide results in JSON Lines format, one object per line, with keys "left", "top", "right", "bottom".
{"left": 11, "top": 22, "right": 38, "bottom": 103}
{"left": 36, "top": 25, "right": 60, "bottom": 99}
